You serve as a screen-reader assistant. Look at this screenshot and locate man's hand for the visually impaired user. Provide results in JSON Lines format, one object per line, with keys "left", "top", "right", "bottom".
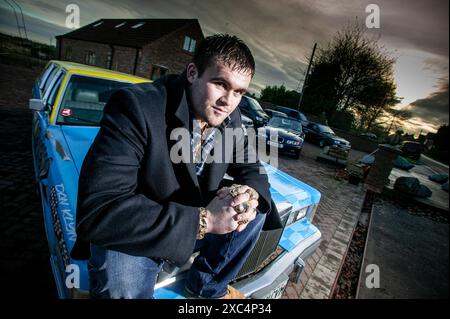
{"left": 204, "top": 195, "right": 239, "bottom": 235}
{"left": 216, "top": 184, "right": 259, "bottom": 232}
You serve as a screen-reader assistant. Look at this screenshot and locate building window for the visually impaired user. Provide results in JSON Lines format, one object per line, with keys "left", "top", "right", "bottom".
{"left": 84, "top": 50, "right": 96, "bottom": 65}
{"left": 65, "top": 46, "right": 72, "bottom": 60}
{"left": 115, "top": 22, "right": 126, "bottom": 28}
{"left": 151, "top": 65, "right": 168, "bottom": 80}
{"left": 183, "top": 36, "right": 196, "bottom": 53}
{"left": 131, "top": 22, "right": 146, "bottom": 29}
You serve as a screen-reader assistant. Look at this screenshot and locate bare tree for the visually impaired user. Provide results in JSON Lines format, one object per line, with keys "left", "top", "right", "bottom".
{"left": 302, "top": 21, "right": 400, "bottom": 132}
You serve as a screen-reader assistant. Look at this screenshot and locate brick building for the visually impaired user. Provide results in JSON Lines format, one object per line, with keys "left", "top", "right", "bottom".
{"left": 56, "top": 19, "right": 204, "bottom": 80}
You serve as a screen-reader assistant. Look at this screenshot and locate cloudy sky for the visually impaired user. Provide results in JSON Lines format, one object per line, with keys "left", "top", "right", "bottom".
{"left": 1, "top": 0, "right": 448, "bottom": 134}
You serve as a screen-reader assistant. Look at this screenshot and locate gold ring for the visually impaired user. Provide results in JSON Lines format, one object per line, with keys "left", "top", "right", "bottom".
{"left": 234, "top": 202, "right": 248, "bottom": 214}
{"left": 229, "top": 184, "right": 242, "bottom": 197}
{"left": 246, "top": 189, "right": 258, "bottom": 201}
{"left": 238, "top": 218, "right": 249, "bottom": 225}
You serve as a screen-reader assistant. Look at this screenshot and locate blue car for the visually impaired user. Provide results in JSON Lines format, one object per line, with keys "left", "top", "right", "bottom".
{"left": 31, "top": 60, "right": 322, "bottom": 299}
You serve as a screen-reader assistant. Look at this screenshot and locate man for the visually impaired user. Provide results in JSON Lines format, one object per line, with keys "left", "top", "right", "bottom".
{"left": 72, "top": 34, "right": 280, "bottom": 299}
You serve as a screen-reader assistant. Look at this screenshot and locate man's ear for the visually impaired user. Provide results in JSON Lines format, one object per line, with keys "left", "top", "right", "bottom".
{"left": 186, "top": 63, "right": 198, "bottom": 84}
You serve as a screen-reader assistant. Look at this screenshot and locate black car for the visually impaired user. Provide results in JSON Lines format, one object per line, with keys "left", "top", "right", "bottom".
{"left": 240, "top": 113, "right": 254, "bottom": 128}
{"left": 303, "top": 122, "right": 351, "bottom": 150}
{"left": 264, "top": 108, "right": 288, "bottom": 119}
{"left": 360, "top": 132, "right": 378, "bottom": 141}
{"left": 259, "top": 116, "right": 305, "bottom": 159}
{"left": 238, "top": 95, "right": 270, "bottom": 128}
{"left": 400, "top": 141, "right": 423, "bottom": 160}
{"left": 265, "top": 105, "right": 309, "bottom": 127}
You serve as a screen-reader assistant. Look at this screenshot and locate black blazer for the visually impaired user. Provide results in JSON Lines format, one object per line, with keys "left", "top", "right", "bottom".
{"left": 71, "top": 73, "right": 281, "bottom": 266}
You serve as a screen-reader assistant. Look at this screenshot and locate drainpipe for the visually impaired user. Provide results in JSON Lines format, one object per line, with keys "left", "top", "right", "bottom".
{"left": 133, "top": 48, "right": 140, "bottom": 75}
{"left": 109, "top": 45, "right": 115, "bottom": 70}
{"left": 57, "top": 38, "right": 62, "bottom": 59}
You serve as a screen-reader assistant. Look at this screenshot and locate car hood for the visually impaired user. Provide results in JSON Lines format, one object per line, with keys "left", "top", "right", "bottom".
{"left": 329, "top": 135, "right": 349, "bottom": 144}
{"left": 261, "top": 162, "right": 320, "bottom": 211}
{"left": 61, "top": 126, "right": 100, "bottom": 174}
{"left": 258, "top": 112, "right": 270, "bottom": 121}
{"left": 265, "top": 126, "right": 302, "bottom": 140}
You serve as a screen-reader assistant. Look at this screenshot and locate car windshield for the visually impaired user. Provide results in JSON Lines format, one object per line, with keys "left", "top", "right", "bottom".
{"left": 299, "top": 112, "right": 307, "bottom": 121}
{"left": 269, "top": 110, "right": 286, "bottom": 118}
{"left": 286, "top": 110, "right": 302, "bottom": 121}
{"left": 274, "top": 107, "right": 306, "bottom": 121}
{"left": 56, "top": 75, "right": 134, "bottom": 126}
{"left": 268, "top": 116, "right": 302, "bottom": 132}
{"left": 246, "top": 97, "right": 264, "bottom": 113}
{"left": 318, "top": 125, "right": 335, "bottom": 135}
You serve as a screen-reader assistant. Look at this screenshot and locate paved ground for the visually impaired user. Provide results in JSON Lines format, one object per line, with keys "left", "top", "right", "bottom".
{"left": 0, "top": 64, "right": 57, "bottom": 298}
{"left": 357, "top": 197, "right": 449, "bottom": 298}
{"left": 278, "top": 143, "right": 367, "bottom": 299}
{"left": 0, "top": 62, "right": 368, "bottom": 299}
{"left": 0, "top": 114, "right": 56, "bottom": 299}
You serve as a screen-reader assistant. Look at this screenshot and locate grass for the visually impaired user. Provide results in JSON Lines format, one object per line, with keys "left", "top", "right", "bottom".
{"left": 0, "top": 52, "right": 48, "bottom": 68}
{"left": 0, "top": 32, "right": 55, "bottom": 68}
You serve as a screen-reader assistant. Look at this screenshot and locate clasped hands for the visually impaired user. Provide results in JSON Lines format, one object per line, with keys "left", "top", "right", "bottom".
{"left": 205, "top": 184, "right": 259, "bottom": 234}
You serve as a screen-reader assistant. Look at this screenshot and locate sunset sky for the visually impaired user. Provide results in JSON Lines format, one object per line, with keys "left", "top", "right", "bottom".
{"left": 1, "top": 0, "right": 448, "bottom": 135}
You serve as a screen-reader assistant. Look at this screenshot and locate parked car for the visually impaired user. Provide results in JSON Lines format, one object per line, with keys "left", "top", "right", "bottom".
{"left": 264, "top": 108, "right": 288, "bottom": 119}
{"left": 303, "top": 122, "right": 351, "bottom": 150}
{"left": 264, "top": 105, "right": 309, "bottom": 127}
{"left": 360, "top": 132, "right": 378, "bottom": 141}
{"left": 399, "top": 141, "right": 423, "bottom": 160}
{"left": 258, "top": 116, "right": 304, "bottom": 159}
{"left": 241, "top": 113, "right": 254, "bottom": 128}
{"left": 238, "top": 95, "right": 270, "bottom": 128}
{"left": 31, "top": 60, "right": 321, "bottom": 299}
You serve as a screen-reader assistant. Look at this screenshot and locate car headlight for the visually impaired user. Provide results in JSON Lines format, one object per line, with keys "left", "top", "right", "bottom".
{"left": 284, "top": 206, "right": 309, "bottom": 226}
{"left": 295, "top": 207, "right": 308, "bottom": 221}
{"left": 255, "top": 116, "right": 263, "bottom": 122}
{"left": 308, "top": 203, "right": 319, "bottom": 222}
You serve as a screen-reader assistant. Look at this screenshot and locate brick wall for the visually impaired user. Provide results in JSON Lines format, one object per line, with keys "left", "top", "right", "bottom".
{"left": 58, "top": 22, "right": 203, "bottom": 79}
{"left": 365, "top": 144, "right": 402, "bottom": 193}
{"left": 136, "top": 23, "right": 204, "bottom": 78}
{"left": 58, "top": 38, "right": 111, "bottom": 69}
{"left": 111, "top": 45, "right": 138, "bottom": 75}
{"left": 58, "top": 38, "right": 139, "bottom": 75}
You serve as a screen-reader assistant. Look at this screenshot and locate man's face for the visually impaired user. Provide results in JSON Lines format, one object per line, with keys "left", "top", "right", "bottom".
{"left": 187, "top": 59, "right": 252, "bottom": 127}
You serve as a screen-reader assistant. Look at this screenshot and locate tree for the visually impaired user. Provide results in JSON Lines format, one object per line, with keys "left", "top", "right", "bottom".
{"left": 259, "top": 85, "right": 300, "bottom": 108}
{"left": 383, "top": 108, "right": 412, "bottom": 134}
{"left": 245, "top": 92, "right": 257, "bottom": 99}
{"left": 301, "top": 21, "right": 400, "bottom": 132}
{"left": 354, "top": 79, "right": 402, "bottom": 132}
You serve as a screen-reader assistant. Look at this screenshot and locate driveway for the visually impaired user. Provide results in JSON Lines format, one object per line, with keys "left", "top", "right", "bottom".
{"left": 278, "top": 142, "right": 368, "bottom": 298}
{"left": 0, "top": 62, "right": 368, "bottom": 299}
{"left": 357, "top": 196, "right": 449, "bottom": 298}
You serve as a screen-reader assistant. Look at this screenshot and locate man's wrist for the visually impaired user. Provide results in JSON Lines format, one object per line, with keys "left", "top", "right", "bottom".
{"left": 196, "top": 207, "right": 208, "bottom": 240}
